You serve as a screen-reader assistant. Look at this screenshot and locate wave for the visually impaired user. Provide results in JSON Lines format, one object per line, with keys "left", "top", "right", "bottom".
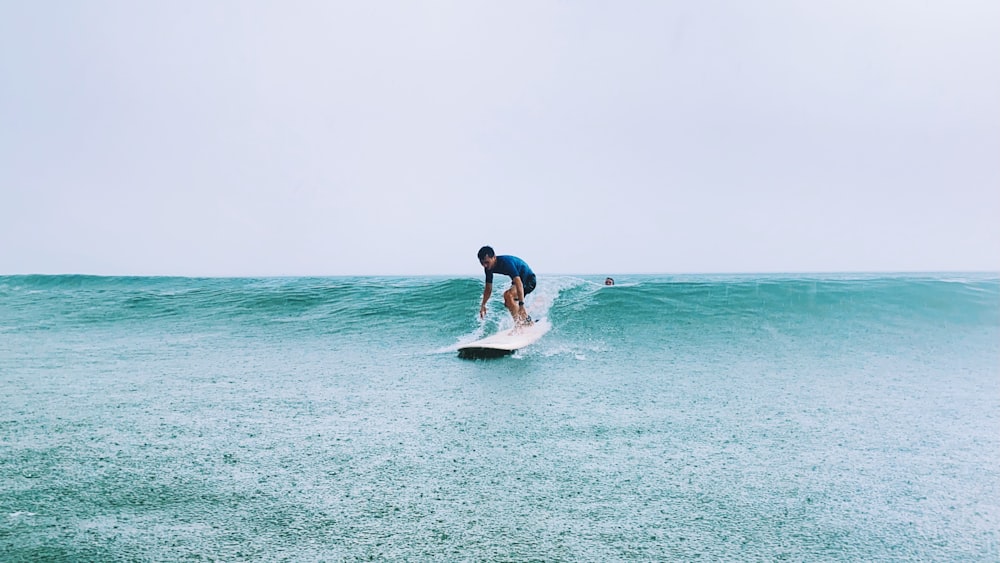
{"left": 551, "top": 275, "right": 999, "bottom": 322}
{"left": 1, "top": 274, "right": 997, "bottom": 338}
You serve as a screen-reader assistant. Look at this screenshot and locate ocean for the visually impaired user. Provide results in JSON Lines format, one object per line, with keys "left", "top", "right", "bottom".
{"left": 1, "top": 273, "right": 998, "bottom": 561}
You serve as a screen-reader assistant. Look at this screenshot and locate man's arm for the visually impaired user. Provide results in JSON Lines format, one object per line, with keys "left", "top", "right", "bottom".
{"left": 480, "top": 282, "right": 492, "bottom": 318}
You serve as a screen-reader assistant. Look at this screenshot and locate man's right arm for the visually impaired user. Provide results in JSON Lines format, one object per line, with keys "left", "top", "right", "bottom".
{"left": 480, "top": 282, "right": 492, "bottom": 318}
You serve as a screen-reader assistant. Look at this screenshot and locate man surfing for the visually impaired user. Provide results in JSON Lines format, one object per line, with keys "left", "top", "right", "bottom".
{"left": 477, "top": 245, "right": 536, "bottom": 327}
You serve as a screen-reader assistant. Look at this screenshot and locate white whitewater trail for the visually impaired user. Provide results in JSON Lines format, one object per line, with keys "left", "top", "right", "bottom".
{"left": 434, "top": 276, "right": 586, "bottom": 354}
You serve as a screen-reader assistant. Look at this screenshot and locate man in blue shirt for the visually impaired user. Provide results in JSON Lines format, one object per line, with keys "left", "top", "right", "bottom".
{"left": 477, "top": 245, "right": 536, "bottom": 327}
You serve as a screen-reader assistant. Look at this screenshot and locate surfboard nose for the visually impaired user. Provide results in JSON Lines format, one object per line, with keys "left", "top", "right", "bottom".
{"left": 457, "top": 347, "right": 516, "bottom": 360}
{"left": 457, "top": 319, "right": 550, "bottom": 359}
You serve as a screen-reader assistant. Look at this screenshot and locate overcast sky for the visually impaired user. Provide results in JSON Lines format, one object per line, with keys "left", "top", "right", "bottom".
{"left": 2, "top": 1, "right": 998, "bottom": 276}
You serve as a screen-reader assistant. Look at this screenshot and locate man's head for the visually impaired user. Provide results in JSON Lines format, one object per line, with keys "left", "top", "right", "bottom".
{"left": 478, "top": 246, "right": 496, "bottom": 268}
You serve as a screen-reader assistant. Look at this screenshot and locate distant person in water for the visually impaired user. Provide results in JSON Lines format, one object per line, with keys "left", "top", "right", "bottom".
{"left": 478, "top": 246, "right": 535, "bottom": 327}
{"left": 605, "top": 277, "right": 615, "bottom": 286}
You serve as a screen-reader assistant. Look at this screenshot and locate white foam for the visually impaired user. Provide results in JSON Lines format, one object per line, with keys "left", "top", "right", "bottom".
{"left": 525, "top": 275, "right": 589, "bottom": 317}
{"left": 8, "top": 511, "right": 37, "bottom": 519}
{"left": 438, "top": 276, "right": 586, "bottom": 355}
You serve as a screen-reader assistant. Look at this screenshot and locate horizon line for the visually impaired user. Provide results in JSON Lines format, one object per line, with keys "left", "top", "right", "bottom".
{"left": 2, "top": 269, "right": 998, "bottom": 279}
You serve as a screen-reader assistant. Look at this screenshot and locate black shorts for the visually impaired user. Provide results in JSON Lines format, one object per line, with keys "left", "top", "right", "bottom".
{"left": 522, "top": 274, "right": 537, "bottom": 296}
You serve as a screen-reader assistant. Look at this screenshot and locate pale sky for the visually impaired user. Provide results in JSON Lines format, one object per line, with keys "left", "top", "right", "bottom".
{"left": 2, "top": 1, "right": 998, "bottom": 276}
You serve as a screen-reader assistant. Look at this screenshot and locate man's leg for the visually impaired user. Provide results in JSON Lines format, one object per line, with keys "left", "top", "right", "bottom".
{"left": 503, "top": 287, "right": 518, "bottom": 320}
{"left": 503, "top": 286, "right": 528, "bottom": 325}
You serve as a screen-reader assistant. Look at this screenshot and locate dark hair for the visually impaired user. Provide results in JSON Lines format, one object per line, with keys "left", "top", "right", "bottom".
{"left": 477, "top": 246, "right": 495, "bottom": 262}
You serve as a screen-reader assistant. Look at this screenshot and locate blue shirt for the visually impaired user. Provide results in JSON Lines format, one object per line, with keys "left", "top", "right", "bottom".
{"left": 485, "top": 255, "right": 534, "bottom": 284}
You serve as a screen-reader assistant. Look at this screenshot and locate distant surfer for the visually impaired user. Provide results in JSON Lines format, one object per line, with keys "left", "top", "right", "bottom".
{"left": 605, "top": 277, "right": 615, "bottom": 286}
{"left": 478, "top": 246, "right": 535, "bottom": 327}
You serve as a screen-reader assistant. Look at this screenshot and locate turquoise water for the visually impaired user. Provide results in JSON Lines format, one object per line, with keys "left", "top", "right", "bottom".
{"left": 2, "top": 273, "right": 998, "bottom": 561}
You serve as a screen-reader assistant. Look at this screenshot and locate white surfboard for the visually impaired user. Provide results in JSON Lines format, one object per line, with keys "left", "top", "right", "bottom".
{"left": 458, "top": 319, "right": 551, "bottom": 359}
